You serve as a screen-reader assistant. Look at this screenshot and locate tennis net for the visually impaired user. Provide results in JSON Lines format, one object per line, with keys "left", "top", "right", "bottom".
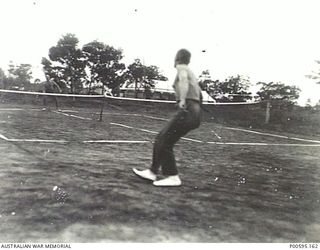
{"left": 0, "top": 89, "right": 105, "bottom": 109}
{"left": 100, "top": 94, "right": 265, "bottom": 127}
{"left": 0, "top": 89, "right": 266, "bottom": 126}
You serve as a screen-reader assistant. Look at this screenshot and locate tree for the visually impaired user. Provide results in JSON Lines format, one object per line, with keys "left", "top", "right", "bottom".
{"left": 208, "top": 75, "right": 252, "bottom": 102}
{"left": 315, "top": 100, "right": 320, "bottom": 111}
{"left": 125, "top": 59, "right": 144, "bottom": 98}
{"left": 43, "top": 33, "right": 86, "bottom": 93}
{"left": 41, "top": 57, "right": 54, "bottom": 77}
{"left": 256, "top": 81, "right": 301, "bottom": 124}
{"left": 306, "top": 60, "right": 320, "bottom": 84}
{"left": 220, "top": 75, "right": 251, "bottom": 95}
{"left": 7, "top": 63, "right": 32, "bottom": 90}
{"left": 0, "top": 68, "right": 5, "bottom": 88}
{"left": 126, "top": 59, "right": 167, "bottom": 98}
{"left": 143, "top": 65, "right": 168, "bottom": 99}
{"left": 82, "top": 41, "right": 126, "bottom": 95}
{"left": 198, "top": 70, "right": 215, "bottom": 91}
{"left": 256, "top": 81, "right": 300, "bottom": 103}
{"left": 305, "top": 98, "right": 313, "bottom": 110}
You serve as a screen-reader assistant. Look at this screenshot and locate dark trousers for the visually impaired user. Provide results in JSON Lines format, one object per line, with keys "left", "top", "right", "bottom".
{"left": 150, "top": 99, "right": 201, "bottom": 176}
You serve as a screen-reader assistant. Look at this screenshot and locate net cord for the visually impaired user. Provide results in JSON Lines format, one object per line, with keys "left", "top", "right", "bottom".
{"left": 0, "top": 89, "right": 261, "bottom": 105}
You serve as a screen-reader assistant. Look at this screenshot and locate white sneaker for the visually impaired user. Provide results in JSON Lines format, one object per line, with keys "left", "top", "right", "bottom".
{"left": 42, "top": 108, "right": 47, "bottom": 111}
{"left": 153, "top": 175, "right": 182, "bottom": 187}
{"left": 132, "top": 168, "right": 157, "bottom": 181}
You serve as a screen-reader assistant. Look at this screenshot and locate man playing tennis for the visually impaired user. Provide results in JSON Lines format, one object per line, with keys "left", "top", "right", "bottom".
{"left": 133, "top": 49, "right": 202, "bottom": 186}
{"left": 42, "top": 74, "right": 62, "bottom": 111}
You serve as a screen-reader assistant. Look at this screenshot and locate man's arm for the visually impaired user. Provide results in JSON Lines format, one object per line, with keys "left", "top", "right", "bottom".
{"left": 176, "top": 69, "right": 189, "bottom": 109}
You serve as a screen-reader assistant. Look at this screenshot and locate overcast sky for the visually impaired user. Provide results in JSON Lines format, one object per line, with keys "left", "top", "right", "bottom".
{"left": 1, "top": 0, "right": 320, "bottom": 104}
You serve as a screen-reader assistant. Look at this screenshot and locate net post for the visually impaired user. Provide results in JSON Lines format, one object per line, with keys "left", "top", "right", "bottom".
{"left": 265, "top": 100, "right": 271, "bottom": 124}
{"left": 99, "top": 96, "right": 105, "bottom": 122}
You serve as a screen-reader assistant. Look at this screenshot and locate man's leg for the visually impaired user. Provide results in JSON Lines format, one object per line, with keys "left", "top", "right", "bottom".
{"left": 154, "top": 101, "right": 201, "bottom": 185}
{"left": 134, "top": 102, "right": 201, "bottom": 185}
{"left": 133, "top": 110, "right": 185, "bottom": 181}
{"left": 150, "top": 110, "right": 188, "bottom": 174}
{"left": 159, "top": 122, "right": 191, "bottom": 176}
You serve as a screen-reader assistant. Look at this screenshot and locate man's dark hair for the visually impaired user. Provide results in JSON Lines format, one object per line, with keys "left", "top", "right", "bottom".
{"left": 175, "top": 49, "right": 191, "bottom": 65}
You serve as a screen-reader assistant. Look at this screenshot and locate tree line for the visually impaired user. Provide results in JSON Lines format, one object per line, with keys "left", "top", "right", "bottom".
{"left": 0, "top": 33, "right": 167, "bottom": 98}
{"left": 198, "top": 70, "right": 301, "bottom": 106}
{"left": 1, "top": 33, "right": 320, "bottom": 106}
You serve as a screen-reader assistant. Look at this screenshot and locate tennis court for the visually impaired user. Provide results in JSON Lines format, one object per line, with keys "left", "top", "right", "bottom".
{"left": 0, "top": 95, "right": 320, "bottom": 242}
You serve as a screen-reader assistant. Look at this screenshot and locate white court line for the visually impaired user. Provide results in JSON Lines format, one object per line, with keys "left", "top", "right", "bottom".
{"left": 0, "top": 132, "right": 146, "bottom": 143}
{"left": 101, "top": 112, "right": 169, "bottom": 121}
{"left": 110, "top": 122, "right": 137, "bottom": 130}
{"left": 0, "top": 133, "right": 67, "bottom": 143}
{"left": 110, "top": 122, "right": 204, "bottom": 143}
{"left": 0, "top": 108, "right": 45, "bottom": 112}
{"left": 0, "top": 108, "right": 80, "bottom": 113}
{"left": 53, "top": 111, "right": 71, "bottom": 117}
{"left": 141, "top": 115, "right": 168, "bottom": 121}
{"left": 207, "top": 142, "right": 320, "bottom": 147}
{"left": 60, "top": 110, "right": 79, "bottom": 113}
{"left": 0, "top": 108, "right": 167, "bottom": 121}
{"left": 2, "top": 131, "right": 319, "bottom": 146}
{"left": 0, "top": 108, "right": 59, "bottom": 113}
{"left": 139, "top": 128, "right": 158, "bottom": 134}
{"left": 69, "top": 114, "right": 92, "bottom": 120}
{"left": 110, "top": 122, "right": 157, "bottom": 134}
{"left": 2, "top": 109, "right": 318, "bottom": 146}
{"left": 0, "top": 108, "right": 24, "bottom": 111}
{"left": 102, "top": 112, "right": 133, "bottom": 116}
{"left": 105, "top": 113, "right": 320, "bottom": 143}
{"left": 7, "top": 139, "right": 68, "bottom": 143}
{"left": 0, "top": 133, "right": 9, "bottom": 141}
{"left": 211, "top": 130, "right": 222, "bottom": 139}
{"left": 290, "top": 137, "right": 320, "bottom": 144}
{"left": 53, "top": 111, "right": 92, "bottom": 120}
{"left": 224, "top": 126, "right": 320, "bottom": 144}
{"left": 180, "top": 137, "right": 203, "bottom": 143}
{"left": 84, "top": 140, "right": 150, "bottom": 144}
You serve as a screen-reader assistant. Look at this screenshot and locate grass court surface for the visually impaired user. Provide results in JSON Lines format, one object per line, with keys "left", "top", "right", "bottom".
{"left": 0, "top": 102, "right": 319, "bottom": 242}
